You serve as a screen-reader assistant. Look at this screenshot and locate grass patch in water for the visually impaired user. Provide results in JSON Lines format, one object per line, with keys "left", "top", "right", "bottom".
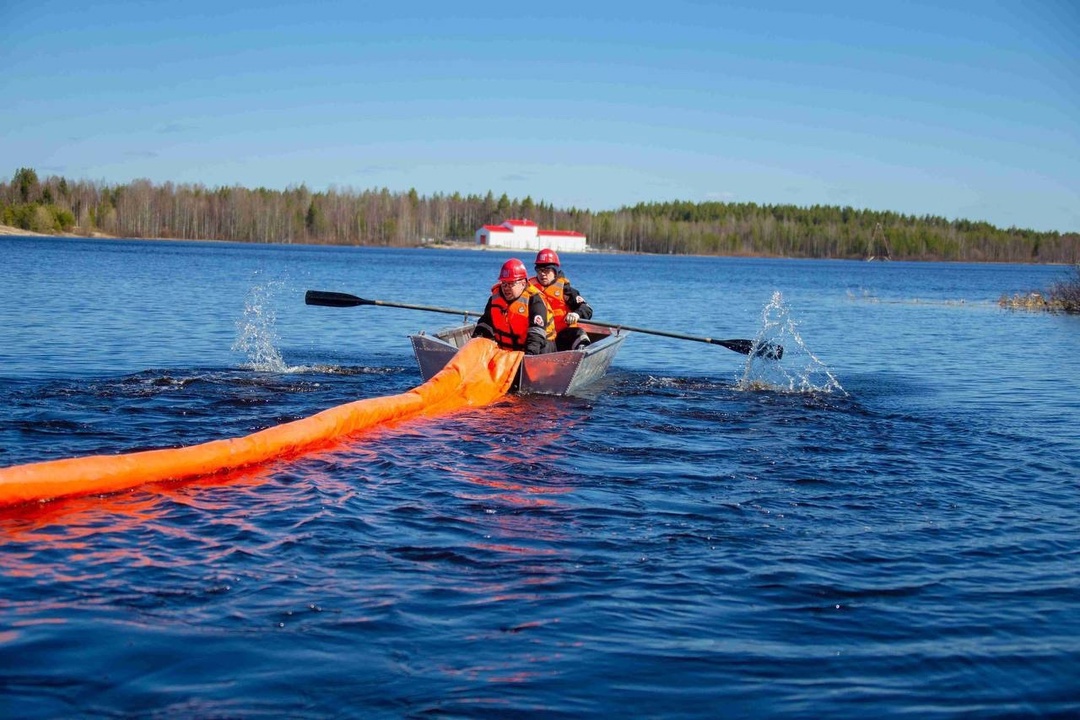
{"left": 999, "top": 264, "right": 1080, "bottom": 314}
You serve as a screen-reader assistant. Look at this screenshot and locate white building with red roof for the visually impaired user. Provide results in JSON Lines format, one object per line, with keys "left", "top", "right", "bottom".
{"left": 475, "top": 218, "right": 587, "bottom": 252}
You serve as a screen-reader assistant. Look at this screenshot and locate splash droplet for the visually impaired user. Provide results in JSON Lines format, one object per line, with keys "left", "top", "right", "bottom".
{"left": 233, "top": 275, "right": 288, "bottom": 372}
{"left": 737, "top": 291, "right": 844, "bottom": 394}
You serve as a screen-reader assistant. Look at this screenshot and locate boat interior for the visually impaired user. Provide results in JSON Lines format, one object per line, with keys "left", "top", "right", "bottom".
{"left": 429, "top": 322, "right": 620, "bottom": 350}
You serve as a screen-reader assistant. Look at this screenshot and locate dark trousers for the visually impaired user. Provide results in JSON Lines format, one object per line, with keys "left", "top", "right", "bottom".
{"left": 555, "top": 327, "right": 591, "bottom": 352}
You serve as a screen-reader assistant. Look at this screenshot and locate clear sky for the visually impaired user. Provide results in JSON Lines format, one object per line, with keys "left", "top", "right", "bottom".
{"left": 2, "top": 0, "right": 1077, "bottom": 233}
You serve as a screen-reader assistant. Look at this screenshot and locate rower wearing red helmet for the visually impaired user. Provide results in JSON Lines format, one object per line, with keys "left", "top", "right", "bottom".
{"left": 472, "top": 258, "right": 555, "bottom": 355}
{"left": 529, "top": 248, "right": 594, "bottom": 351}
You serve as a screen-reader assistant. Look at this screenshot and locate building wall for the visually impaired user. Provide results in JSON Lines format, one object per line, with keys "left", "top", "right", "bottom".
{"left": 476, "top": 219, "right": 587, "bottom": 252}
{"left": 538, "top": 234, "right": 587, "bottom": 252}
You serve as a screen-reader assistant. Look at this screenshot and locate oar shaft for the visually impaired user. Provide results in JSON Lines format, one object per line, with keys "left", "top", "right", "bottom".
{"left": 588, "top": 319, "right": 780, "bottom": 358}
{"left": 306, "top": 291, "right": 478, "bottom": 317}
{"left": 368, "top": 299, "right": 479, "bottom": 318}
{"left": 586, "top": 319, "right": 732, "bottom": 346}
{"left": 305, "top": 289, "right": 781, "bottom": 358}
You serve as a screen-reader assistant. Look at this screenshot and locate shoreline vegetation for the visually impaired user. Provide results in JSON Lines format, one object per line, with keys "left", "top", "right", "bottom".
{"left": 3, "top": 167, "right": 1076, "bottom": 264}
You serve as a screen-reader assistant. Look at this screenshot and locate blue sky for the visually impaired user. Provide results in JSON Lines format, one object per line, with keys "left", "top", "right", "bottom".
{"left": 2, "top": 0, "right": 1077, "bottom": 233}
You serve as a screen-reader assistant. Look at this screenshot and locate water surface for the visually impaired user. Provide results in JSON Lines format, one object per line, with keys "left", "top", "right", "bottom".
{"left": 1, "top": 237, "right": 1078, "bottom": 718}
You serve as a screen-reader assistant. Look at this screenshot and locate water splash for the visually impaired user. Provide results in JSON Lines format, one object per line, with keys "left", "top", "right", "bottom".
{"left": 737, "top": 291, "right": 844, "bottom": 395}
{"left": 233, "top": 276, "right": 289, "bottom": 372}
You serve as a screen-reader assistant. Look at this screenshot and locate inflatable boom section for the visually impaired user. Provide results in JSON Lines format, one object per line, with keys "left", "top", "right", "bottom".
{"left": 0, "top": 338, "right": 522, "bottom": 507}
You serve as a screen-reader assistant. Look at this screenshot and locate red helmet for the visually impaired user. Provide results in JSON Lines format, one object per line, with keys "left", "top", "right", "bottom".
{"left": 534, "top": 248, "right": 560, "bottom": 267}
{"left": 498, "top": 258, "right": 528, "bottom": 283}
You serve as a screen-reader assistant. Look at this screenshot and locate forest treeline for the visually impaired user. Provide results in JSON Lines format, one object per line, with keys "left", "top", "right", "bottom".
{"left": 2, "top": 167, "right": 1076, "bottom": 263}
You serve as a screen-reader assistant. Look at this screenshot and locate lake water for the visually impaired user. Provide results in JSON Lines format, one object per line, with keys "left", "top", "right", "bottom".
{"left": 1, "top": 236, "right": 1078, "bottom": 718}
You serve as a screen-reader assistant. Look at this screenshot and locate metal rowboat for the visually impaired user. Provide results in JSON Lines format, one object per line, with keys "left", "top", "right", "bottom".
{"left": 410, "top": 322, "right": 627, "bottom": 396}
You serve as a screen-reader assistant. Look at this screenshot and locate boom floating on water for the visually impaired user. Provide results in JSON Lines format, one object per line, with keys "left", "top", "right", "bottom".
{"left": 0, "top": 339, "right": 522, "bottom": 508}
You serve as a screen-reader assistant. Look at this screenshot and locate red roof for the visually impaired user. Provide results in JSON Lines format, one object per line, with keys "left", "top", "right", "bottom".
{"left": 478, "top": 219, "right": 585, "bottom": 238}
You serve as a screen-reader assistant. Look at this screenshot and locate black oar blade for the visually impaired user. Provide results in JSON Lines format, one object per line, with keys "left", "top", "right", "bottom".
{"left": 716, "top": 338, "right": 784, "bottom": 360}
{"left": 760, "top": 343, "right": 784, "bottom": 360}
{"left": 744, "top": 341, "right": 783, "bottom": 360}
{"left": 305, "top": 290, "right": 366, "bottom": 307}
{"left": 716, "top": 339, "right": 754, "bottom": 355}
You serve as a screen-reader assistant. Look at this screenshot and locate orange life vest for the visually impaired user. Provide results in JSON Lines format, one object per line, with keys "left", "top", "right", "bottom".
{"left": 531, "top": 275, "right": 574, "bottom": 332}
{"left": 487, "top": 284, "right": 555, "bottom": 350}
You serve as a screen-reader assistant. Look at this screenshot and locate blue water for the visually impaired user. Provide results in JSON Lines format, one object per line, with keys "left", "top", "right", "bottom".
{"left": 1, "top": 236, "right": 1079, "bottom": 718}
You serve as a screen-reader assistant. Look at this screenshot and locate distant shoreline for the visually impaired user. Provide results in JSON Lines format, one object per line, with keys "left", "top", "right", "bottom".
{"left": 2, "top": 225, "right": 1072, "bottom": 267}
{"left": 0, "top": 226, "right": 566, "bottom": 253}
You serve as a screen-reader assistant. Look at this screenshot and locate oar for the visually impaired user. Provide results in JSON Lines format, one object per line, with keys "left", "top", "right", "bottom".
{"left": 583, "top": 320, "right": 783, "bottom": 360}
{"left": 304, "top": 290, "right": 480, "bottom": 317}
{"left": 305, "top": 290, "right": 782, "bottom": 359}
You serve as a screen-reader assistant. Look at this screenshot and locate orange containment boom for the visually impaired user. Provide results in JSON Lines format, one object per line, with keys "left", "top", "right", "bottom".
{"left": 0, "top": 338, "right": 522, "bottom": 507}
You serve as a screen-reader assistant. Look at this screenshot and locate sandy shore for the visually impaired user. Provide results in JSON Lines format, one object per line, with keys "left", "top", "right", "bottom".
{"left": 0, "top": 224, "right": 48, "bottom": 236}
{"left": 0, "top": 224, "right": 115, "bottom": 238}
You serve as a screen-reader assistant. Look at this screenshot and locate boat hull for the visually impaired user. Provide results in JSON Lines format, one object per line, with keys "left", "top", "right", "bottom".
{"left": 410, "top": 322, "right": 627, "bottom": 396}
